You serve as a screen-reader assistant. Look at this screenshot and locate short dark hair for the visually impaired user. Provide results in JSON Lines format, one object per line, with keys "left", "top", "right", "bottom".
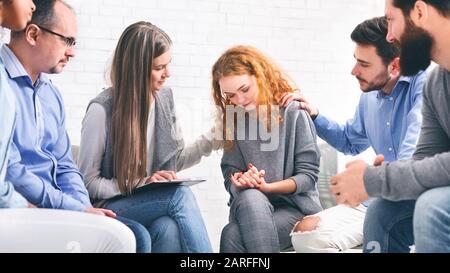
{"left": 30, "top": 0, "right": 73, "bottom": 28}
{"left": 351, "top": 16, "right": 400, "bottom": 65}
{"left": 10, "top": 0, "right": 73, "bottom": 38}
{"left": 393, "top": 0, "right": 450, "bottom": 18}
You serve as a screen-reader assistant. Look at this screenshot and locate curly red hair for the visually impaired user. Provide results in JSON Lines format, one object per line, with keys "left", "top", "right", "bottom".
{"left": 211, "top": 45, "right": 299, "bottom": 146}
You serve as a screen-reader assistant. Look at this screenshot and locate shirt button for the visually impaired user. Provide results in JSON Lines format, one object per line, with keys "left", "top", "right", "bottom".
{"left": 389, "top": 148, "right": 393, "bottom": 152}
{"left": 387, "top": 122, "right": 390, "bottom": 126}
{"left": 389, "top": 97, "right": 394, "bottom": 101}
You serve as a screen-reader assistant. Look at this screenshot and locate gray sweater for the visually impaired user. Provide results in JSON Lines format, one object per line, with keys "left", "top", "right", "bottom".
{"left": 221, "top": 102, "right": 322, "bottom": 215}
{"left": 364, "top": 66, "right": 450, "bottom": 200}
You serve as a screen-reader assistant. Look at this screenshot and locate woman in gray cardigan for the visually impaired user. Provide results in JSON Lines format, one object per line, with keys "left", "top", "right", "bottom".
{"left": 212, "top": 46, "right": 323, "bottom": 253}
{"left": 78, "top": 22, "right": 212, "bottom": 253}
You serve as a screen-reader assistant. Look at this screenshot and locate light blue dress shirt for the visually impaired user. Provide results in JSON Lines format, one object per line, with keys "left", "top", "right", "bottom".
{"left": 1, "top": 44, "right": 90, "bottom": 211}
{"left": 315, "top": 72, "right": 427, "bottom": 162}
{"left": 314, "top": 72, "right": 427, "bottom": 206}
{"left": 0, "top": 49, "right": 27, "bottom": 208}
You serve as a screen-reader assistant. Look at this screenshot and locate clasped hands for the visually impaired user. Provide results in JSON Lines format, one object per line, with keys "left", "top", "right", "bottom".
{"left": 231, "top": 163, "right": 270, "bottom": 192}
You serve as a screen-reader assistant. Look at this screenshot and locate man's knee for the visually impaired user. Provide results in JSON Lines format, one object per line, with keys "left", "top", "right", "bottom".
{"left": 415, "top": 188, "right": 450, "bottom": 220}
{"left": 364, "top": 198, "right": 392, "bottom": 228}
{"left": 290, "top": 217, "right": 336, "bottom": 253}
{"left": 292, "top": 216, "right": 321, "bottom": 233}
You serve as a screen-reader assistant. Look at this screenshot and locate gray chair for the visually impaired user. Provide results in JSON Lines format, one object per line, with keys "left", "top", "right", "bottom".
{"left": 71, "top": 145, "right": 80, "bottom": 166}
{"left": 282, "top": 142, "right": 338, "bottom": 253}
{"left": 317, "top": 142, "right": 338, "bottom": 209}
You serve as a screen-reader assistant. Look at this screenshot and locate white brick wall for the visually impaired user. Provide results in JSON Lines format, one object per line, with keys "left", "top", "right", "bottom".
{"left": 3, "top": 0, "right": 384, "bottom": 252}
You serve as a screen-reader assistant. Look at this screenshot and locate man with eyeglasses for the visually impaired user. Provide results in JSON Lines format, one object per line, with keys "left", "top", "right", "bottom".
{"left": 37, "top": 24, "right": 76, "bottom": 48}
{"left": 0, "top": 0, "right": 151, "bottom": 253}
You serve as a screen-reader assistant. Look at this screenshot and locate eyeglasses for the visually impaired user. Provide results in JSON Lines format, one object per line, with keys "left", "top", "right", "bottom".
{"left": 37, "top": 25, "right": 77, "bottom": 48}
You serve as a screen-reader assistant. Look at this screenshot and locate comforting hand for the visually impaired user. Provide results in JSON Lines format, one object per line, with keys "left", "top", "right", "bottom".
{"left": 147, "top": 170, "right": 178, "bottom": 183}
{"left": 279, "top": 91, "right": 319, "bottom": 119}
{"left": 85, "top": 207, "right": 117, "bottom": 218}
{"left": 330, "top": 159, "right": 369, "bottom": 207}
{"left": 279, "top": 91, "right": 301, "bottom": 107}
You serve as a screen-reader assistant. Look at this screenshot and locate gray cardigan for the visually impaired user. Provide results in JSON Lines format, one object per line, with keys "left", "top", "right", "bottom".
{"left": 79, "top": 87, "right": 221, "bottom": 204}
{"left": 89, "top": 87, "right": 181, "bottom": 180}
{"left": 221, "top": 102, "right": 323, "bottom": 215}
{"left": 364, "top": 66, "right": 450, "bottom": 200}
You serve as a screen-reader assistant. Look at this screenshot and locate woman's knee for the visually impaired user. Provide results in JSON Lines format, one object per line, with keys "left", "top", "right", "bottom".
{"left": 116, "top": 216, "right": 151, "bottom": 253}
{"left": 232, "top": 189, "right": 270, "bottom": 208}
{"left": 150, "top": 216, "right": 180, "bottom": 239}
{"left": 149, "top": 216, "right": 182, "bottom": 253}
{"left": 230, "top": 189, "right": 273, "bottom": 219}
{"left": 172, "top": 186, "right": 198, "bottom": 208}
{"left": 220, "top": 222, "right": 242, "bottom": 253}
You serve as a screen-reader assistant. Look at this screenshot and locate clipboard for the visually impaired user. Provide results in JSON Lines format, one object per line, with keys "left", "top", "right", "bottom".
{"left": 132, "top": 178, "right": 206, "bottom": 194}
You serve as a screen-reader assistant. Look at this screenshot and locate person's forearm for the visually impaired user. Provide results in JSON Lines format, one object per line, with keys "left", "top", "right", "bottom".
{"left": 364, "top": 151, "right": 450, "bottom": 201}
{"left": 176, "top": 125, "right": 224, "bottom": 171}
{"left": 315, "top": 114, "right": 370, "bottom": 156}
{"left": 7, "top": 150, "right": 86, "bottom": 211}
{"left": 176, "top": 133, "right": 213, "bottom": 171}
{"left": 263, "top": 178, "right": 297, "bottom": 194}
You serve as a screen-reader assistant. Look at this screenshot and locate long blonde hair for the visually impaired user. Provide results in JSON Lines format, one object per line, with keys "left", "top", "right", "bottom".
{"left": 211, "top": 45, "right": 298, "bottom": 147}
{"left": 110, "top": 21, "right": 172, "bottom": 195}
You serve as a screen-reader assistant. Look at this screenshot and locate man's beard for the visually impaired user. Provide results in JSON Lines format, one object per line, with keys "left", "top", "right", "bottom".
{"left": 357, "top": 70, "right": 391, "bottom": 93}
{"left": 399, "top": 19, "right": 433, "bottom": 76}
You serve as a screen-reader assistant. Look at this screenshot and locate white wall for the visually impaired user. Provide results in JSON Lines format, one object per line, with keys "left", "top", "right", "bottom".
{"left": 3, "top": 0, "right": 384, "bottom": 252}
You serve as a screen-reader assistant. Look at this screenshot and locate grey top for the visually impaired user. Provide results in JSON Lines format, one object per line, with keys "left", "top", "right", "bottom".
{"left": 79, "top": 87, "right": 222, "bottom": 203}
{"left": 364, "top": 66, "right": 450, "bottom": 200}
{"left": 221, "top": 102, "right": 322, "bottom": 215}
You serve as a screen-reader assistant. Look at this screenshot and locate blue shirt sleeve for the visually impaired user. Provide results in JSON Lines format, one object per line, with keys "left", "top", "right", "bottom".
{"left": 0, "top": 179, "right": 28, "bottom": 208}
{"left": 52, "top": 93, "right": 91, "bottom": 207}
{"left": 54, "top": 131, "right": 92, "bottom": 207}
{"left": 397, "top": 74, "right": 426, "bottom": 161}
{"left": 0, "top": 59, "right": 27, "bottom": 208}
{"left": 313, "top": 96, "right": 371, "bottom": 155}
{"left": 7, "top": 142, "right": 87, "bottom": 211}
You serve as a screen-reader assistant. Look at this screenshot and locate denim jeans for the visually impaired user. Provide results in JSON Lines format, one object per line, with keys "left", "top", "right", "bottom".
{"left": 106, "top": 185, "right": 212, "bottom": 253}
{"left": 363, "top": 198, "right": 416, "bottom": 253}
{"left": 414, "top": 186, "right": 450, "bottom": 253}
{"left": 115, "top": 216, "right": 150, "bottom": 253}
